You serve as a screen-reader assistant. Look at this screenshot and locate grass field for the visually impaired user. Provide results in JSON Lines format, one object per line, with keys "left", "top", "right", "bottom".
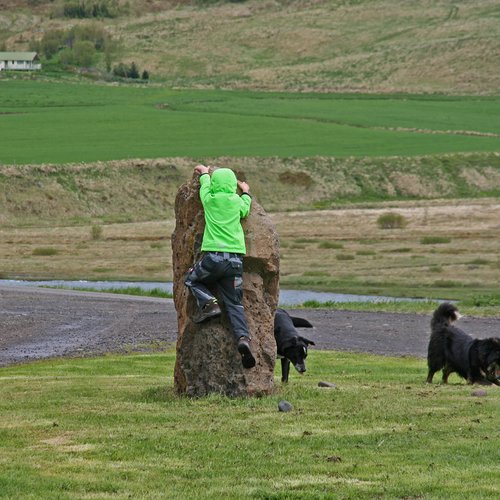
{"left": 1, "top": 81, "right": 499, "bottom": 164}
{"left": 0, "top": 350, "right": 499, "bottom": 499}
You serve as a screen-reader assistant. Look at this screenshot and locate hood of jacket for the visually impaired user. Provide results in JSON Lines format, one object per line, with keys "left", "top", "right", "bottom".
{"left": 210, "top": 168, "right": 237, "bottom": 194}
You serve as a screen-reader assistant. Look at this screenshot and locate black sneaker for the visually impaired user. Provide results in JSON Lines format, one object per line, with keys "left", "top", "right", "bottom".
{"left": 238, "top": 337, "right": 256, "bottom": 369}
{"left": 192, "top": 300, "right": 221, "bottom": 324}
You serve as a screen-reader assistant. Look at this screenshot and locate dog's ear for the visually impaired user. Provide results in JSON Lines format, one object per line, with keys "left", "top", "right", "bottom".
{"left": 290, "top": 316, "right": 313, "bottom": 328}
{"left": 299, "top": 336, "right": 315, "bottom": 346}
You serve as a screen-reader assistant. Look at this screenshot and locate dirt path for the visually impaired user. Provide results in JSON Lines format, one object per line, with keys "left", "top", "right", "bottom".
{"left": 1, "top": 285, "right": 499, "bottom": 367}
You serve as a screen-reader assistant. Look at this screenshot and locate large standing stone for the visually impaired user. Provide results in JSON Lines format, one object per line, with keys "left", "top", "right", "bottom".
{"left": 171, "top": 172, "right": 280, "bottom": 397}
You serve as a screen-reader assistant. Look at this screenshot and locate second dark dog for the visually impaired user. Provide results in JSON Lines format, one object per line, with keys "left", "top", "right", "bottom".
{"left": 426, "top": 302, "right": 500, "bottom": 385}
{"left": 274, "top": 308, "right": 315, "bottom": 383}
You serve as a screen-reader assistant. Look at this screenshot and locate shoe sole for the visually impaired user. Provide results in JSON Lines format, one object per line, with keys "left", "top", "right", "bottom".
{"left": 193, "top": 311, "right": 221, "bottom": 324}
{"left": 238, "top": 342, "right": 256, "bottom": 369}
{"left": 192, "top": 309, "right": 221, "bottom": 324}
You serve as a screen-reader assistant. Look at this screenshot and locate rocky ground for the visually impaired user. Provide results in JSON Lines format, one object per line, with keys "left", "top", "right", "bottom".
{"left": 1, "top": 285, "right": 499, "bottom": 368}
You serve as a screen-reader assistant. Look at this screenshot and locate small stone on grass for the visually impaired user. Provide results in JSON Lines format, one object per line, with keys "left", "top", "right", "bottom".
{"left": 471, "top": 389, "right": 487, "bottom": 397}
{"left": 278, "top": 400, "right": 293, "bottom": 412}
{"left": 318, "top": 381, "right": 337, "bottom": 388}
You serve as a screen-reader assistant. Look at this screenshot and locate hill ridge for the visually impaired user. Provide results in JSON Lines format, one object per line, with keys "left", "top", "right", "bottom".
{"left": 1, "top": 0, "right": 499, "bottom": 94}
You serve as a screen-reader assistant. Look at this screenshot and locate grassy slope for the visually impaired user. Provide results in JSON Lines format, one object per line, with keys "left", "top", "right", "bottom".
{"left": 1, "top": 154, "right": 500, "bottom": 226}
{"left": 1, "top": 0, "right": 500, "bottom": 94}
{"left": 0, "top": 351, "right": 499, "bottom": 499}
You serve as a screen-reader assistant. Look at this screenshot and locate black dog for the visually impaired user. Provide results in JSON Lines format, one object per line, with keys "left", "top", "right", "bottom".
{"left": 274, "top": 308, "right": 315, "bottom": 383}
{"left": 426, "top": 302, "right": 500, "bottom": 385}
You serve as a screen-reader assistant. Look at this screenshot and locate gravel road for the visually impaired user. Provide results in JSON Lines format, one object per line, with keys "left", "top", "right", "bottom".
{"left": 1, "top": 285, "right": 499, "bottom": 367}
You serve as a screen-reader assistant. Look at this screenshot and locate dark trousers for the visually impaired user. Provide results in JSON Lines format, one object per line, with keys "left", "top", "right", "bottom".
{"left": 184, "top": 252, "right": 250, "bottom": 340}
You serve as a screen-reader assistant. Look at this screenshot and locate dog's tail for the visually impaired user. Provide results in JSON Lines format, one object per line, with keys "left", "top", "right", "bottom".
{"left": 431, "top": 302, "right": 460, "bottom": 330}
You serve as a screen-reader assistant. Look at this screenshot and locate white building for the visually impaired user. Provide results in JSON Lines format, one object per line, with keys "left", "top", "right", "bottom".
{"left": 0, "top": 52, "right": 41, "bottom": 71}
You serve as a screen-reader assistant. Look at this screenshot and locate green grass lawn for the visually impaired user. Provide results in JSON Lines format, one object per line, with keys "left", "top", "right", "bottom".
{"left": 1, "top": 350, "right": 499, "bottom": 498}
{"left": 1, "top": 80, "right": 499, "bottom": 164}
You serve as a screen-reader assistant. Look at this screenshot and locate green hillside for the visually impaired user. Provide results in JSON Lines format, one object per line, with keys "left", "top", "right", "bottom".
{"left": 1, "top": 0, "right": 499, "bottom": 94}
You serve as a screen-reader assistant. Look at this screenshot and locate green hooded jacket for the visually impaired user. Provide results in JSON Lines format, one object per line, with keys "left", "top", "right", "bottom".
{"left": 199, "top": 168, "right": 252, "bottom": 254}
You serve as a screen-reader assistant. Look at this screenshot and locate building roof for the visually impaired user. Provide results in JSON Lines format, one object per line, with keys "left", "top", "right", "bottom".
{"left": 0, "top": 52, "right": 39, "bottom": 61}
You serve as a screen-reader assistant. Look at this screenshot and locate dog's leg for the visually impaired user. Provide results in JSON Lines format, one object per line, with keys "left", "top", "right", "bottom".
{"left": 426, "top": 354, "right": 444, "bottom": 384}
{"left": 426, "top": 369, "right": 436, "bottom": 384}
{"left": 281, "top": 358, "right": 290, "bottom": 383}
{"left": 442, "top": 364, "right": 453, "bottom": 384}
{"left": 467, "top": 368, "right": 482, "bottom": 385}
{"left": 427, "top": 359, "right": 443, "bottom": 383}
{"left": 468, "top": 360, "right": 492, "bottom": 385}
